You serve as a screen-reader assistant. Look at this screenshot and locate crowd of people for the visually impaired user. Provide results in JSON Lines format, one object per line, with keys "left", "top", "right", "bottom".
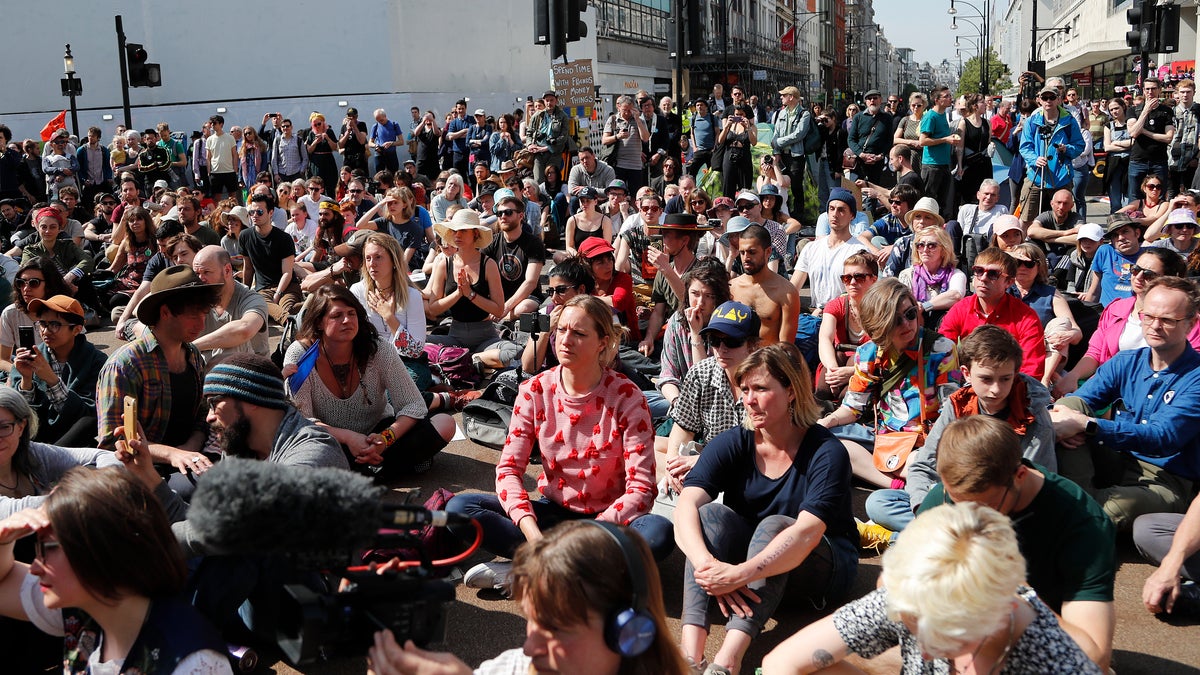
{"left": 0, "top": 74, "right": 1197, "bottom": 674}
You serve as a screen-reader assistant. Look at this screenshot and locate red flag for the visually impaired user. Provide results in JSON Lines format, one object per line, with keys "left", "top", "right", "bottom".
{"left": 40, "top": 111, "right": 67, "bottom": 142}
{"left": 781, "top": 25, "right": 796, "bottom": 52}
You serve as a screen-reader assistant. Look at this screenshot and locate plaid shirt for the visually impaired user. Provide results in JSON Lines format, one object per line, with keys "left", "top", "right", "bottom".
{"left": 670, "top": 356, "right": 743, "bottom": 446}
{"left": 19, "top": 348, "right": 68, "bottom": 409}
{"left": 96, "top": 330, "right": 205, "bottom": 449}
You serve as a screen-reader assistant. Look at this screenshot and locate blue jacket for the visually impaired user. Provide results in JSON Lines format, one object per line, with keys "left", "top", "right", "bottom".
{"left": 75, "top": 144, "right": 112, "bottom": 184}
{"left": 1076, "top": 344, "right": 1200, "bottom": 481}
{"left": 1019, "top": 108, "right": 1084, "bottom": 189}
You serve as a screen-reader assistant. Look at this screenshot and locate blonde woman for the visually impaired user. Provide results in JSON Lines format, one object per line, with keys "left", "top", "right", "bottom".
{"left": 763, "top": 500, "right": 1101, "bottom": 674}
{"left": 430, "top": 173, "right": 468, "bottom": 222}
{"left": 350, "top": 233, "right": 430, "bottom": 389}
{"left": 897, "top": 226, "right": 966, "bottom": 329}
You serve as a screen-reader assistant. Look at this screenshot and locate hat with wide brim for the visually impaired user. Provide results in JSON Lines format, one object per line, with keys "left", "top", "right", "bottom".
{"left": 433, "top": 209, "right": 493, "bottom": 249}
{"left": 497, "top": 160, "right": 518, "bottom": 175}
{"left": 904, "top": 196, "right": 945, "bottom": 227}
{"left": 135, "top": 265, "right": 221, "bottom": 325}
{"left": 1104, "top": 213, "right": 1141, "bottom": 239}
{"left": 648, "top": 212, "right": 713, "bottom": 232}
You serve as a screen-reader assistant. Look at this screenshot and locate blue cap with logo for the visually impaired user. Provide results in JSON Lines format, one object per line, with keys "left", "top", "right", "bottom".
{"left": 701, "top": 301, "right": 760, "bottom": 340}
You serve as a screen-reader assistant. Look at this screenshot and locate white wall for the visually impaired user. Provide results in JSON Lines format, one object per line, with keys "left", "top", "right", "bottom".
{"left": 0, "top": 0, "right": 597, "bottom": 140}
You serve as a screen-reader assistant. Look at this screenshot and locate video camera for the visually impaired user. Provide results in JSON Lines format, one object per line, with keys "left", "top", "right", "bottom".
{"left": 188, "top": 460, "right": 480, "bottom": 665}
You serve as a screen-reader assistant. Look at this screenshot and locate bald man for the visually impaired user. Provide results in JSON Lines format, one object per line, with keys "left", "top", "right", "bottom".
{"left": 190, "top": 245, "right": 269, "bottom": 359}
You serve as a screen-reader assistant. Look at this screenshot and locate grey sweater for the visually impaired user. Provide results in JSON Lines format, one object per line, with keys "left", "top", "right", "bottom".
{"left": 0, "top": 443, "right": 122, "bottom": 519}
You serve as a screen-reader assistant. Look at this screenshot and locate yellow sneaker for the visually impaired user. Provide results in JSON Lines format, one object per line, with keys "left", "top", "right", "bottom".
{"left": 857, "top": 519, "right": 894, "bottom": 554}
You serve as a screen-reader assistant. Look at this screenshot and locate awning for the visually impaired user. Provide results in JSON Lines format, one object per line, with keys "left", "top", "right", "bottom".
{"left": 1046, "top": 45, "right": 1130, "bottom": 77}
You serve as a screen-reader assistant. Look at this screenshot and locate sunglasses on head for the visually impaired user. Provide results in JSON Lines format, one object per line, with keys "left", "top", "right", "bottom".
{"left": 840, "top": 272, "right": 875, "bottom": 284}
{"left": 706, "top": 334, "right": 746, "bottom": 350}
{"left": 971, "top": 266, "right": 1005, "bottom": 281}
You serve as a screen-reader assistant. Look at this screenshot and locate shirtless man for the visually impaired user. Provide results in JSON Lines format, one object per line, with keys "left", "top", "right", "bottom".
{"left": 730, "top": 224, "right": 800, "bottom": 344}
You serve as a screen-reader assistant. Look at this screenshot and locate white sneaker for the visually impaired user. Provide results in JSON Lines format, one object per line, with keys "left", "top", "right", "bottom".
{"left": 464, "top": 561, "right": 513, "bottom": 592}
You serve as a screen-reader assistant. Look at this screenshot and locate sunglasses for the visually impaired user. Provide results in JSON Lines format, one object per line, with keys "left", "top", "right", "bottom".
{"left": 840, "top": 272, "right": 875, "bottom": 284}
{"left": 736, "top": 202, "right": 757, "bottom": 209}
{"left": 915, "top": 241, "right": 940, "bottom": 250}
{"left": 1145, "top": 184, "right": 1163, "bottom": 190}
{"left": 547, "top": 284, "right": 575, "bottom": 296}
{"left": 281, "top": 125, "right": 292, "bottom": 129}
{"left": 640, "top": 205, "right": 661, "bottom": 212}
{"left": 1015, "top": 258, "right": 1038, "bottom": 269}
{"left": 1039, "top": 94, "right": 1058, "bottom": 101}
{"left": 348, "top": 189, "right": 363, "bottom": 194}
{"left": 1131, "top": 264, "right": 1160, "bottom": 280}
{"left": 34, "top": 538, "right": 59, "bottom": 560}
{"left": 888, "top": 199, "right": 906, "bottom": 205}
{"left": 307, "top": 186, "right": 321, "bottom": 192}
{"left": 495, "top": 208, "right": 519, "bottom": 217}
{"left": 895, "top": 306, "right": 920, "bottom": 326}
{"left": 971, "top": 266, "right": 1005, "bottom": 281}
{"left": 1172, "top": 221, "right": 1198, "bottom": 230}
{"left": 706, "top": 334, "right": 746, "bottom": 350}
{"left": 14, "top": 278, "right": 44, "bottom": 290}
{"left": 249, "top": 208, "right": 267, "bottom": 216}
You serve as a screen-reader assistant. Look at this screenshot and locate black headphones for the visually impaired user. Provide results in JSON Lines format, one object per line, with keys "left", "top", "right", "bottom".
{"left": 582, "top": 520, "right": 657, "bottom": 658}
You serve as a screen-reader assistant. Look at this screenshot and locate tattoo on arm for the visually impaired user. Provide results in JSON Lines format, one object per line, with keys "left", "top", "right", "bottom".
{"left": 812, "top": 649, "right": 835, "bottom": 668}
{"left": 755, "top": 532, "right": 795, "bottom": 572}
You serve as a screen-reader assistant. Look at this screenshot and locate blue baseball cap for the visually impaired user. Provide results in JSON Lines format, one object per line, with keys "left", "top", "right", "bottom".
{"left": 827, "top": 187, "right": 857, "bottom": 214}
{"left": 725, "top": 216, "right": 753, "bottom": 234}
{"left": 701, "top": 301, "right": 760, "bottom": 340}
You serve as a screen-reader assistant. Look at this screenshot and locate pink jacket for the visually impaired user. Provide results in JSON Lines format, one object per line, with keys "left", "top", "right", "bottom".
{"left": 496, "top": 367, "right": 656, "bottom": 526}
{"left": 1086, "top": 296, "right": 1200, "bottom": 363}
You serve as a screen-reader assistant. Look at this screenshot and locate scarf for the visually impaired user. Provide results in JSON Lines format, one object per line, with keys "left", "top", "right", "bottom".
{"left": 948, "top": 375, "right": 1036, "bottom": 436}
{"left": 912, "top": 264, "right": 953, "bottom": 303}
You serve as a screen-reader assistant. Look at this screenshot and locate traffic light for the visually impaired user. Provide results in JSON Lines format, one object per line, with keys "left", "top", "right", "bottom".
{"left": 685, "top": 0, "right": 704, "bottom": 56}
{"left": 564, "top": 0, "right": 587, "bottom": 42}
{"left": 534, "top": 0, "right": 550, "bottom": 45}
{"left": 1158, "top": 3, "right": 1181, "bottom": 54}
{"left": 1126, "top": 0, "right": 1156, "bottom": 53}
{"left": 125, "top": 42, "right": 161, "bottom": 87}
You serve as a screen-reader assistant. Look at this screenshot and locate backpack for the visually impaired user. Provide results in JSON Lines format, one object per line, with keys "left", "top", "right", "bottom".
{"left": 423, "top": 343, "right": 480, "bottom": 390}
{"left": 462, "top": 374, "right": 521, "bottom": 450}
{"left": 801, "top": 111, "right": 823, "bottom": 155}
{"left": 598, "top": 114, "right": 619, "bottom": 165}
{"left": 360, "top": 487, "right": 463, "bottom": 575}
{"left": 272, "top": 315, "right": 300, "bottom": 368}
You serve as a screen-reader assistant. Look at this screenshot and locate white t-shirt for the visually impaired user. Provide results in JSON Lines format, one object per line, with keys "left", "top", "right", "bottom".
{"left": 796, "top": 235, "right": 869, "bottom": 307}
{"left": 205, "top": 132, "right": 237, "bottom": 174}
{"left": 955, "top": 203, "right": 1010, "bottom": 235}
{"left": 19, "top": 574, "right": 232, "bottom": 675}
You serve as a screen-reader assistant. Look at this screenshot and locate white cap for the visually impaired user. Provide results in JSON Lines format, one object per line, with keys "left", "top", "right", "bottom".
{"left": 1077, "top": 222, "right": 1105, "bottom": 242}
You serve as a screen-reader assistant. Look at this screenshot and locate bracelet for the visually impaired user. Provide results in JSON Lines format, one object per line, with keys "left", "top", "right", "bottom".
{"left": 380, "top": 427, "right": 397, "bottom": 445}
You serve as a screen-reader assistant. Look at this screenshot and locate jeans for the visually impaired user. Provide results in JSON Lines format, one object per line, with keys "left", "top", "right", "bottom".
{"left": 1107, "top": 155, "right": 1129, "bottom": 213}
{"left": 864, "top": 489, "right": 915, "bottom": 533}
{"left": 680, "top": 502, "right": 856, "bottom": 637}
{"left": 1072, "top": 166, "right": 1091, "bottom": 221}
{"left": 920, "top": 165, "right": 954, "bottom": 221}
{"left": 1169, "top": 167, "right": 1197, "bottom": 199}
{"left": 1128, "top": 159, "right": 1168, "bottom": 202}
{"left": 643, "top": 389, "right": 670, "bottom": 421}
{"left": 446, "top": 494, "right": 675, "bottom": 561}
{"left": 783, "top": 152, "right": 808, "bottom": 216}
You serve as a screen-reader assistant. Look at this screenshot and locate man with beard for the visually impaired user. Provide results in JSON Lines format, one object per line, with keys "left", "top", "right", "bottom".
{"left": 116, "top": 353, "right": 347, "bottom": 641}
{"left": 483, "top": 189, "right": 546, "bottom": 320}
{"left": 730, "top": 224, "right": 800, "bottom": 344}
{"left": 97, "top": 265, "right": 220, "bottom": 473}
{"left": 636, "top": 213, "right": 708, "bottom": 356}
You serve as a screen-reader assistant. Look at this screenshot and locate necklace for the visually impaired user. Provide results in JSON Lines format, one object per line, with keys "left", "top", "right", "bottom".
{"left": 952, "top": 608, "right": 1016, "bottom": 675}
{"left": 0, "top": 473, "right": 19, "bottom": 492}
{"left": 322, "top": 343, "right": 355, "bottom": 398}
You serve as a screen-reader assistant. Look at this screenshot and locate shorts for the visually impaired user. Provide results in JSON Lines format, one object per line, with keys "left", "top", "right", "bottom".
{"left": 209, "top": 171, "right": 240, "bottom": 195}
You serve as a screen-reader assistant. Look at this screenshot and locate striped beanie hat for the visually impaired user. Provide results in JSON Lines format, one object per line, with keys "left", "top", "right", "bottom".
{"left": 203, "top": 353, "right": 287, "bottom": 410}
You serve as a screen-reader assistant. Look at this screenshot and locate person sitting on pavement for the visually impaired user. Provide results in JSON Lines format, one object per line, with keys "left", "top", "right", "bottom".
{"left": 636, "top": 213, "right": 709, "bottom": 357}
{"left": 10, "top": 295, "right": 105, "bottom": 447}
{"left": 917, "top": 415, "right": 1116, "bottom": 670}
{"left": 189, "top": 245, "right": 269, "bottom": 360}
{"left": 660, "top": 301, "right": 760, "bottom": 493}
{"left": 882, "top": 196, "right": 944, "bottom": 277}
{"left": 730, "top": 224, "right": 801, "bottom": 345}
{"left": 864, "top": 325, "right": 1056, "bottom": 539}
{"left": 516, "top": 256, "right": 596, "bottom": 375}
{"left": 939, "top": 247, "right": 1047, "bottom": 380}
{"left": 1051, "top": 221, "right": 1105, "bottom": 297}
{"left": 483, "top": 188, "right": 546, "bottom": 322}
{"left": 1079, "top": 213, "right": 1145, "bottom": 307}
{"left": 447, "top": 295, "right": 673, "bottom": 592}
{"left": 1054, "top": 249, "right": 1194, "bottom": 401}
{"left": 284, "top": 285, "right": 454, "bottom": 479}
{"left": 856, "top": 183, "right": 922, "bottom": 267}
{"left": 112, "top": 217, "right": 187, "bottom": 341}
{"left": 0, "top": 258, "right": 73, "bottom": 378}
{"left": 239, "top": 192, "right": 302, "bottom": 324}
{"left": 580, "top": 236, "right": 641, "bottom": 344}
{"left": 368, "top": 520, "right": 690, "bottom": 675}
{"left": 96, "top": 265, "right": 220, "bottom": 476}
{"left": 654, "top": 260, "right": 730, "bottom": 415}
{"left": 896, "top": 225, "right": 966, "bottom": 331}
{"left": 815, "top": 253, "right": 879, "bottom": 403}
{"left": 1007, "top": 242, "right": 1083, "bottom": 388}
{"left": 676, "top": 344, "right": 858, "bottom": 675}
{"left": 425, "top": 209, "right": 508, "bottom": 354}
{"left": 349, "top": 233, "right": 430, "bottom": 389}
{"left": 1052, "top": 275, "right": 1200, "bottom": 532}
{"left": 792, "top": 188, "right": 870, "bottom": 310}
{"left": 762, "top": 500, "right": 1102, "bottom": 675}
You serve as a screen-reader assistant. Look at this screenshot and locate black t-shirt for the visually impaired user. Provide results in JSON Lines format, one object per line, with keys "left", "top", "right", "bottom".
{"left": 340, "top": 121, "right": 369, "bottom": 157}
{"left": 238, "top": 226, "right": 296, "bottom": 290}
{"left": 1131, "top": 102, "right": 1175, "bottom": 163}
{"left": 483, "top": 230, "right": 547, "bottom": 299}
{"left": 896, "top": 171, "right": 924, "bottom": 193}
{"left": 163, "top": 363, "right": 199, "bottom": 447}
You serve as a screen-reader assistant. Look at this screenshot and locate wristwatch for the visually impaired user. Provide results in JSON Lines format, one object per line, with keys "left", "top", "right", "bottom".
{"left": 468, "top": 290, "right": 478, "bottom": 301}
{"left": 1085, "top": 419, "right": 1098, "bottom": 436}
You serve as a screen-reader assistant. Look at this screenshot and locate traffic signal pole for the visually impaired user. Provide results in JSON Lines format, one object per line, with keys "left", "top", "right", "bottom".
{"left": 116, "top": 15, "right": 132, "bottom": 129}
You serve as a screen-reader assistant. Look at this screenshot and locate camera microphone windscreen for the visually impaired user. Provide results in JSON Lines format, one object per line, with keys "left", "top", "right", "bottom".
{"left": 188, "top": 459, "right": 385, "bottom": 556}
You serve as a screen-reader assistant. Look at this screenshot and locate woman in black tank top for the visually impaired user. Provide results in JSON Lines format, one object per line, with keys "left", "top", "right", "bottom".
{"left": 564, "top": 186, "right": 612, "bottom": 252}
{"left": 425, "top": 211, "right": 506, "bottom": 350}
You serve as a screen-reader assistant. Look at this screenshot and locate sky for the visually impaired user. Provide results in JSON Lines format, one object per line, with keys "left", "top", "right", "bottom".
{"left": 874, "top": 0, "right": 967, "bottom": 68}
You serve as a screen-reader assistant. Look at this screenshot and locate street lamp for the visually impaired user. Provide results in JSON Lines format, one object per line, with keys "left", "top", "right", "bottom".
{"left": 847, "top": 23, "right": 880, "bottom": 98}
{"left": 61, "top": 44, "right": 82, "bottom": 138}
{"left": 948, "top": 0, "right": 992, "bottom": 94}
{"left": 793, "top": 10, "right": 830, "bottom": 101}
{"left": 951, "top": 15, "right": 987, "bottom": 93}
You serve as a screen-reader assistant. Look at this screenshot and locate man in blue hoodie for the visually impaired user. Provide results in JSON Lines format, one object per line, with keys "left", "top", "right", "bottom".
{"left": 1018, "top": 85, "right": 1085, "bottom": 227}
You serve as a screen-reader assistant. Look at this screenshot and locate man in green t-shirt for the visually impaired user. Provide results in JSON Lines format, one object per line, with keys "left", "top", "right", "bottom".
{"left": 918, "top": 85, "right": 962, "bottom": 222}
{"left": 918, "top": 415, "right": 1116, "bottom": 671}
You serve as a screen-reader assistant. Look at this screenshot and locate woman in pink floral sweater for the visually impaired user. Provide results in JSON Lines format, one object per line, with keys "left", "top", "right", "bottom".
{"left": 448, "top": 296, "right": 673, "bottom": 591}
